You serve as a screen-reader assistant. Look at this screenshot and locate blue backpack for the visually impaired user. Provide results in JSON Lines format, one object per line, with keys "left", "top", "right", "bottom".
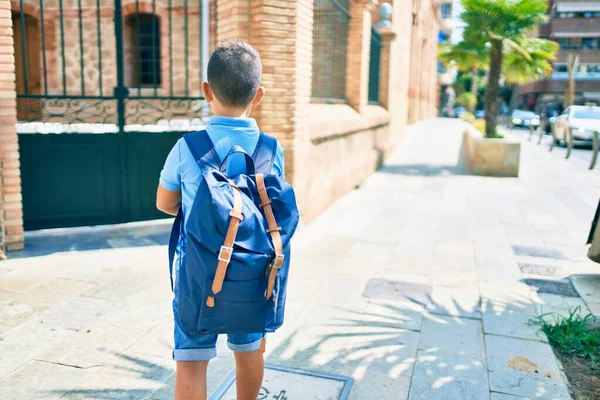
{"left": 168, "top": 130, "right": 299, "bottom": 336}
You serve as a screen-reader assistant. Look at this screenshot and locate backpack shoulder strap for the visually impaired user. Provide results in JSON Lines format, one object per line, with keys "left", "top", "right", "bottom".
{"left": 253, "top": 133, "right": 278, "bottom": 174}
{"left": 168, "top": 130, "right": 218, "bottom": 292}
{"left": 184, "top": 129, "right": 220, "bottom": 168}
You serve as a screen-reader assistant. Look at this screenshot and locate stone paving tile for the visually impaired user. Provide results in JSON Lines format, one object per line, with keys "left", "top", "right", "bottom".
{"left": 511, "top": 245, "right": 569, "bottom": 260}
{"left": 35, "top": 295, "right": 113, "bottom": 331}
{"left": 0, "top": 360, "right": 97, "bottom": 400}
{"left": 570, "top": 274, "right": 600, "bottom": 303}
{"left": 0, "top": 267, "right": 47, "bottom": 293}
{"left": 531, "top": 292, "right": 590, "bottom": 318}
{"left": 360, "top": 299, "right": 424, "bottom": 331}
{"left": 518, "top": 263, "right": 564, "bottom": 278}
{"left": 349, "top": 373, "right": 411, "bottom": 400}
{"left": 485, "top": 335, "right": 571, "bottom": 400}
{"left": 38, "top": 324, "right": 148, "bottom": 369}
{"left": 482, "top": 307, "right": 546, "bottom": 342}
{"left": 408, "top": 352, "right": 490, "bottom": 400}
{"left": 587, "top": 302, "right": 600, "bottom": 316}
{"left": 0, "top": 292, "right": 46, "bottom": 334}
{"left": 0, "top": 320, "right": 73, "bottom": 379}
{"left": 419, "top": 315, "right": 486, "bottom": 359}
{"left": 522, "top": 279, "right": 580, "bottom": 298}
{"left": 425, "top": 285, "right": 481, "bottom": 319}
{"left": 15, "top": 278, "right": 96, "bottom": 308}
{"left": 59, "top": 352, "right": 174, "bottom": 400}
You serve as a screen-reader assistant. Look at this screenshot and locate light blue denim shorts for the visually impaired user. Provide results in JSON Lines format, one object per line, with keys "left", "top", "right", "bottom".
{"left": 172, "top": 254, "right": 263, "bottom": 362}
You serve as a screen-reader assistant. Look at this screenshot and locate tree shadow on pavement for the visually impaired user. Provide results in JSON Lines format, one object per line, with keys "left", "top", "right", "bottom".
{"left": 266, "top": 279, "right": 562, "bottom": 399}
{"left": 44, "top": 352, "right": 174, "bottom": 400}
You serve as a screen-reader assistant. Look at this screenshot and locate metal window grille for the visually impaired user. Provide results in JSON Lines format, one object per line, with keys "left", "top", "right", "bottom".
{"left": 368, "top": 26, "right": 381, "bottom": 104}
{"left": 12, "top": 0, "right": 209, "bottom": 131}
{"left": 311, "top": 0, "right": 350, "bottom": 102}
{"left": 126, "top": 14, "right": 161, "bottom": 87}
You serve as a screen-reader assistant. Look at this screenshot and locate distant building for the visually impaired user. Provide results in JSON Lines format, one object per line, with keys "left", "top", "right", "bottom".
{"left": 439, "top": 0, "right": 454, "bottom": 44}
{"left": 516, "top": 0, "right": 600, "bottom": 111}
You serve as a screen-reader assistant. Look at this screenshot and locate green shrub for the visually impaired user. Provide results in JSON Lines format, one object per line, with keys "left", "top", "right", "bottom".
{"left": 538, "top": 308, "right": 600, "bottom": 366}
{"left": 456, "top": 92, "right": 477, "bottom": 109}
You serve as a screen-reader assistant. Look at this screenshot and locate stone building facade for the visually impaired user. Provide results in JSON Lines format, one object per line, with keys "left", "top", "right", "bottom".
{"left": 2, "top": 0, "right": 440, "bottom": 249}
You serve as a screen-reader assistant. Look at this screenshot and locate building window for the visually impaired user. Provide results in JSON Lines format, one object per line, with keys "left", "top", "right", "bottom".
{"left": 311, "top": 0, "right": 350, "bottom": 101}
{"left": 558, "top": 12, "right": 600, "bottom": 18}
{"left": 582, "top": 38, "right": 600, "bottom": 49}
{"left": 124, "top": 13, "right": 161, "bottom": 87}
{"left": 441, "top": 3, "right": 452, "bottom": 19}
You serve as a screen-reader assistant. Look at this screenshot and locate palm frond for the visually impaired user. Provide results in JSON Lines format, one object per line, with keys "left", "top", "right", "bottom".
{"left": 502, "top": 38, "right": 559, "bottom": 84}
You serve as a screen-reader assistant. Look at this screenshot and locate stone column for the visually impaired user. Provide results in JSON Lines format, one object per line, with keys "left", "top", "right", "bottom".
{"left": 0, "top": 0, "right": 23, "bottom": 251}
{"left": 345, "top": 0, "right": 375, "bottom": 114}
{"left": 377, "top": 27, "right": 396, "bottom": 110}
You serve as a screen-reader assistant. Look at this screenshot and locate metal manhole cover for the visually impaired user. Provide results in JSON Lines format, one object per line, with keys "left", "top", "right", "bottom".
{"left": 518, "top": 263, "right": 563, "bottom": 277}
{"left": 209, "top": 365, "right": 353, "bottom": 400}
{"left": 363, "top": 278, "right": 432, "bottom": 304}
{"left": 511, "top": 245, "right": 568, "bottom": 260}
{"left": 522, "top": 278, "right": 580, "bottom": 298}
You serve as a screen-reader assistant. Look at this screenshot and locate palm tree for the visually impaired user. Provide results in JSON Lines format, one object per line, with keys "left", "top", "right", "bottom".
{"left": 461, "top": 0, "right": 552, "bottom": 137}
{"left": 438, "top": 41, "right": 487, "bottom": 111}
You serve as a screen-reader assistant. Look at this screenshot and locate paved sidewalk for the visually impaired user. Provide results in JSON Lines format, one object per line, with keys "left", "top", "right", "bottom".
{"left": 1, "top": 118, "right": 600, "bottom": 399}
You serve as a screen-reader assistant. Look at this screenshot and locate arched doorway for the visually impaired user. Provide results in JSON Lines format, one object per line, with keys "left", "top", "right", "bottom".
{"left": 12, "top": 12, "right": 41, "bottom": 121}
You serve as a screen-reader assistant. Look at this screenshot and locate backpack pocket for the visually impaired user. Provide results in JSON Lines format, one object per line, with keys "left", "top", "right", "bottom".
{"left": 197, "top": 276, "right": 275, "bottom": 334}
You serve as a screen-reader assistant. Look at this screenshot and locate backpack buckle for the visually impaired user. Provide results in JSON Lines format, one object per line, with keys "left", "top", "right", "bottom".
{"left": 218, "top": 245, "right": 234, "bottom": 263}
{"left": 272, "top": 253, "right": 285, "bottom": 269}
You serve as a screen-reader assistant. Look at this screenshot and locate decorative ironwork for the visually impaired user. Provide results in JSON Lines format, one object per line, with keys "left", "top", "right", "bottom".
{"left": 13, "top": 0, "right": 209, "bottom": 134}
{"left": 16, "top": 98, "right": 118, "bottom": 132}
{"left": 125, "top": 98, "right": 209, "bottom": 128}
{"left": 311, "top": 0, "right": 351, "bottom": 102}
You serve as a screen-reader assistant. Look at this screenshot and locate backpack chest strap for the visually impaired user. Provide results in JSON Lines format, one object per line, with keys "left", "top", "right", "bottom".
{"left": 206, "top": 183, "right": 244, "bottom": 308}
{"left": 256, "top": 174, "right": 284, "bottom": 300}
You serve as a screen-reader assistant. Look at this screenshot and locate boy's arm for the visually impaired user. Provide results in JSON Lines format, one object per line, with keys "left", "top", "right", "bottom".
{"left": 157, "top": 139, "right": 182, "bottom": 216}
{"left": 156, "top": 185, "right": 181, "bottom": 216}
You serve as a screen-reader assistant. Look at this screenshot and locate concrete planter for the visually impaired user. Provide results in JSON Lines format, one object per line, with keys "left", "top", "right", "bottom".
{"left": 463, "top": 126, "right": 520, "bottom": 177}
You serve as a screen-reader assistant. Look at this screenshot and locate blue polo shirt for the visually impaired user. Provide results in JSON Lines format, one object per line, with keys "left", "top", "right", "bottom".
{"left": 159, "top": 116, "right": 285, "bottom": 231}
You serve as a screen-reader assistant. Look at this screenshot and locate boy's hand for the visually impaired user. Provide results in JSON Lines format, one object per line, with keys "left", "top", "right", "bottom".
{"left": 156, "top": 184, "right": 182, "bottom": 216}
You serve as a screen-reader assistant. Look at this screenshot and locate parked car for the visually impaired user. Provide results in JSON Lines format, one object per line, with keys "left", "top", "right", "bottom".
{"left": 511, "top": 110, "right": 540, "bottom": 129}
{"left": 553, "top": 105, "right": 600, "bottom": 145}
{"left": 474, "top": 110, "right": 485, "bottom": 119}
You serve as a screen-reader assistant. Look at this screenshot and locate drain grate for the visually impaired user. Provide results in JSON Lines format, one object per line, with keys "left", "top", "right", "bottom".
{"left": 522, "top": 278, "right": 580, "bottom": 298}
{"left": 363, "top": 278, "right": 433, "bottom": 304}
{"left": 518, "top": 263, "right": 564, "bottom": 278}
{"left": 209, "top": 365, "right": 353, "bottom": 400}
{"left": 512, "top": 245, "right": 569, "bottom": 260}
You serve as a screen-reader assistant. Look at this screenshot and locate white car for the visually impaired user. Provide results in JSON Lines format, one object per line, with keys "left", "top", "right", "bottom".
{"left": 554, "top": 105, "right": 600, "bottom": 144}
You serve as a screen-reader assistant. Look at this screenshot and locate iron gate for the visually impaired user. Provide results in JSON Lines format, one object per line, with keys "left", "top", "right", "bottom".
{"left": 14, "top": 0, "right": 211, "bottom": 230}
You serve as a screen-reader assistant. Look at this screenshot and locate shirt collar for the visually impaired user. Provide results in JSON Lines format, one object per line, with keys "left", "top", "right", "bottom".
{"left": 208, "top": 116, "right": 258, "bottom": 129}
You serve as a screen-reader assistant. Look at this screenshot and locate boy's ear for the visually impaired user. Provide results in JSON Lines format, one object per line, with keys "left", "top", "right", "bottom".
{"left": 202, "top": 82, "right": 213, "bottom": 102}
{"left": 251, "top": 86, "right": 265, "bottom": 107}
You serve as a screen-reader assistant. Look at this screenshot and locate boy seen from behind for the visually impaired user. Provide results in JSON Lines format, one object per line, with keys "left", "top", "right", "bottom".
{"left": 157, "top": 39, "right": 285, "bottom": 400}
